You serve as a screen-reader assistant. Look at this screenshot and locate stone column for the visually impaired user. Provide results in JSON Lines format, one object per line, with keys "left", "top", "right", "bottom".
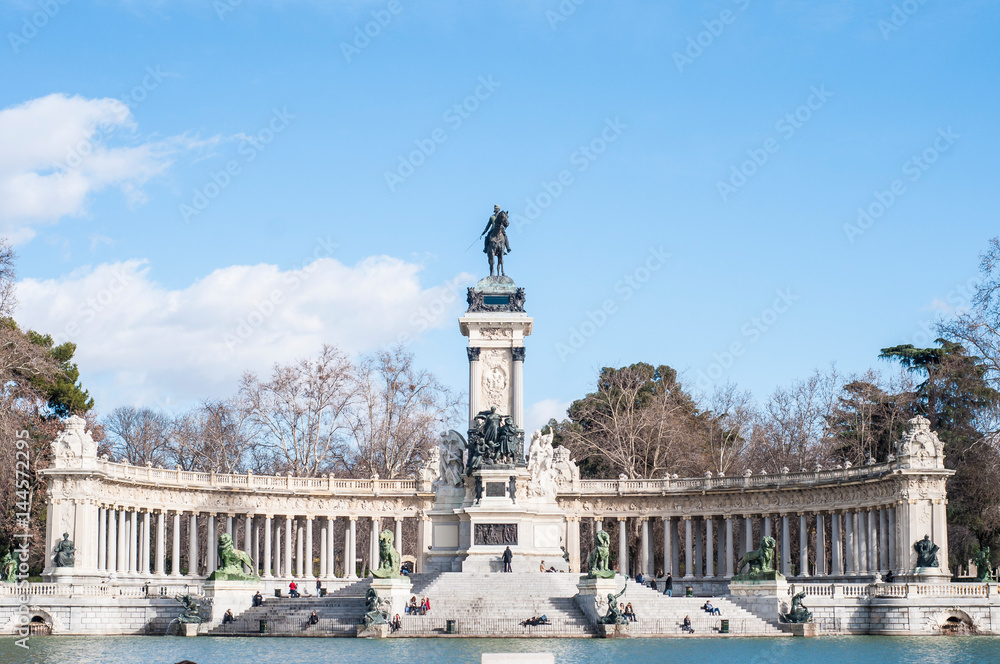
{"left": 512, "top": 347, "right": 525, "bottom": 428}
{"left": 370, "top": 517, "right": 380, "bottom": 572}
{"left": 798, "top": 513, "right": 808, "bottom": 577}
{"left": 296, "top": 520, "right": 305, "bottom": 578}
{"left": 226, "top": 515, "right": 234, "bottom": 539}
{"left": 724, "top": 517, "right": 734, "bottom": 578}
{"left": 763, "top": 515, "right": 772, "bottom": 538}
{"left": 856, "top": 510, "right": 868, "bottom": 574}
{"left": 640, "top": 518, "right": 650, "bottom": 577}
{"left": 207, "top": 514, "right": 217, "bottom": 574}
{"left": 155, "top": 510, "right": 165, "bottom": 575}
{"left": 305, "top": 517, "right": 315, "bottom": 578}
{"left": 868, "top": 509, "right": 879, "bottom": 575}
{"left": 933, "top": 498, "right": 950, "bottom": 574}
{"left": 879, "top": 508, "right": 889, "bottom": 572}
{"left": 617, "top": 517, "right": 628, "bottom": 577}
{"left": 662, "top": 516, "right": 672, "bottom": 576}
{"left": 244, "top": 515, "right": 253, "bottom": 572}
{"left": 118, "top": 509, "right": 127, "bottom": 573}
{"left": 188, "top": 513, "right": 199, "bottom": 577}
{"left": 107, "top": 508, "right": 118, "bottom": 573}
{"left": 395, "top": 517, "right": 403, "bottom": 557}
{"left": 416, "top": 515, "right": 431, "bottom": 573}
{"left": 845, "top": 511, "right": 855, "bottom": 574}
{"left": 347, "top": 517, "right": 357, "bottom": 578}
{"left": 683, "top": 518, "right": 693, "bottom": 578}
{"left": 744, "top": 515, "right": 753, "bottom": 554}
{"left": 567, "top": 516, "right": 581, "bottom": 573}
{"left": 284, "top": 515, "right": 294, "bottom": 578}
{"left": 171, "top": 512, "right": 182, "bottom": 576}
{"left": 127, "top": 511, "right": 137, "bottom": 574}
{"left": 694, "top": 519, "right": 703, "bottom": 577}
{"left": 96, "top": 506, "right": 106, "bottom": 571}
{"left": 263, "top": 516, "right": 273, "bottom": 578}
{"left": 832, "top": 511, "right": 843, "bottom": 576}
{"left": 705, "top": 518, "right": 714, "bottom": 577}
{"left": 320, "top": 520, "right": 328, "bottom": 580}
{"left": 142, "top": 510, "right": 152, "bottom": 575}
{"left": 274, "top": 519, "right": 282, "bottom": 579}
{"left": 467, "top": 347, "right": 481, "bottom": 424}
{"left": 253, "top": 522, "right": 260, "bottom": 576}
{"left": 595, "top": 518, "right": 603, "bottom": 532}
{"left": 815, "top": 513, "right": 826, "bottom": 576}
{"left": 887, "top": 508, "right": 896, "bottom": 571}
{"left": 671, "top": 519, "right": 680, "bottom": 576}
{"left": 780, "top": 514, "right": 791, "bottom": 576}
{"left": 328, "top": 517, "right": 337, "bottom": 577}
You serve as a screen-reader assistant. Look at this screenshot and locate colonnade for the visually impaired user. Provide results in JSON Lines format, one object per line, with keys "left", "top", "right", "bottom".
{"left": 576, "top": 503, "right": 906, "bottom": 580}
{"left": 91, "top": 507, "right": 419, "bottom": 579}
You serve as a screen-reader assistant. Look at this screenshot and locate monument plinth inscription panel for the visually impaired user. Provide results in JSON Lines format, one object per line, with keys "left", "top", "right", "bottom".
{"left": 474, "top": 523, "right": 518, "bottom": 546}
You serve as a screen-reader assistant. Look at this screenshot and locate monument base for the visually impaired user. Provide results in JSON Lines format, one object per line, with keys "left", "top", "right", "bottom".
{"left": 356, "top": 623, "right": 391, "bottom": 638}
{"left": 597, "top": 622, "right": 632, "bottom": 638}
{"left": 203, "top": 579, "right": 263, "bottom": 627}
{"left": 898, "top": 568, "right": 952, "bottom": 584}
{"left": 370, "top": 577, "right": 413, "bottom": 619}
{"left": 180, "top": 622, "right": 200, "bottom": 637}
{"left": 727, "top": 577, "right": 789, "bottom": 625}
{"left": 781, "top": 622, "right": 819, "bottom": 637}
{"left": 576, "top": 576, "right": 626, "bottom": 624}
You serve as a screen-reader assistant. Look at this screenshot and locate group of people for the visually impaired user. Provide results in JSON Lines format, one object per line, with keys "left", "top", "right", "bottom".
{"left": 520, "top": 615, "right": 551, "bottom": 627}
{"left": 617, "top": 602, "right": 637, "bottom": 622}
{"left": 406, "top": 596, "right": 431, "bottom": 615}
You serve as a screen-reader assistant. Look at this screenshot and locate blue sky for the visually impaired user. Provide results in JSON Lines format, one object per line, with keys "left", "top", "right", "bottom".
{"left": 3, "top": 0, "right": 998, "bottom": 431}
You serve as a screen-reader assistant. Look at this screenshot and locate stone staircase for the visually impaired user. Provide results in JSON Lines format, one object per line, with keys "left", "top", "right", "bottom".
{"left": 608, "top": 581, "right": 784, "bottom": 636}
{"left": 398, "top": 572, "right": 597, "bottom": 637}
{"left": 208, "top": 579, "right": 370, "bottom": 636}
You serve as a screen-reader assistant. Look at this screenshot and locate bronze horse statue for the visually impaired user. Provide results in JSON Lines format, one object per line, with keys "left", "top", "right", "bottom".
{"left": 482, "top": 209, "right": 510, "bottom": 277}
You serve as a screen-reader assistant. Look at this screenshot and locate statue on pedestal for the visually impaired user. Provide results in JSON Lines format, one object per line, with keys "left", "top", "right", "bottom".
{"left": 480, "top": 205, "right": 510, "bottom": 277}
{"left": 363, "top": 588, "right": 389, "bottom": 626}
{"left": 53, "top": 533, "right": 75, "bottom": 567}
{"left": 914, "top": 535, "right": 940, "bottom": 568}
{"left": 175, "top": 595, "right": 204, "bottom": 624}
{"left": 1, "top": 550, "right": 16, "bottom": 582}
{"left": 207, "top": 534, "right": 258, "bottom": 581}
{"left": 780, "top": 591, "right": 813, "bottom": 623}
{"left": 734, "top": 536, "right": 778, "bottom": 580}
{"left": 586, "top": 530, "right": 615, "bottom": 579}
{"left": 598, "top": 580, "right": 629, "bottom": 625}
{"left": 371, "top": 530, "right": 402, "bottom": 579}
{"left": 974, "top": 547, "right": 994, "bottom": 582}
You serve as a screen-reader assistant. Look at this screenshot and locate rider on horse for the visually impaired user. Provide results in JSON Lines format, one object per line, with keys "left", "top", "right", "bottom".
{"left": 481, "top": 205, "right": 511, "bottom": 276}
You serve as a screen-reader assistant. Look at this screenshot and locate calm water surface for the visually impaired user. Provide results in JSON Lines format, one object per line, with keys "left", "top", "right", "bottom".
{"left": 1, "top": 636, "right": 998, "bottom": 664}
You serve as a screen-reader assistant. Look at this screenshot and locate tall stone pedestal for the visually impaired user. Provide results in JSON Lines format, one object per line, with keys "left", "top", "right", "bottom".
{"left": 576, "top": 576, "right": 626, "bottom": 624}
{"left": 203, "top": 579, "right": 263, "bottom": 627}
{"left": 370, "top": 577, "right": 413, "bottom": 620}
{"left": 898, "top": 568, "right": 952, "bottom": 584}
{"left": 727, "top": 577, "right": 788, "bottom": 626}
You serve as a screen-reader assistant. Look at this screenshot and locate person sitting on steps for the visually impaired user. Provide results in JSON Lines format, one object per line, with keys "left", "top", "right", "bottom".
{"left": 407, "top": 596, "right": 418, "bottom": 614}
{"left": 391, "top": 614, "right": 402, "bottom": 632}
{"left": 623, "top": 603, "right": 636, "bottom": 622}
{"left": 702, "top": 601, "right": 721, "bottom": 616}
{"left": 307, "top": 611, "right": 319, "bottom": 626}
{"left": 252, "top": 591, "right": 263, "bottom": 607}
{"left": 222, "top": 609, "right": 234, "bottom": 625}
{"left": 681, "top": 615, "right": 694, "bottom": 633}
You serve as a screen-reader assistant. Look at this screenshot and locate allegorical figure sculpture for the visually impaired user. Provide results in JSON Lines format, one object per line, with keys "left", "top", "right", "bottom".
{"left": 1, "top": 550, "right": 16, "bottom": 582}
{"left": 175, "top": 594, "right": 204, "bottom": 624}
{"left": 974, "top": 547, "right": 994, "bottom": 582}
{"left": 371, "top": 530, "right": 402, "bottom": 579}
{"left": 735, "top": 535, "right": 777, "bottom": 579}
{"left": 363, "top": 588, "right": 389, "bottom": 626}
{"left": 598, "top": 580, "right": 629, "bottom": 625}
{"left": 780, "top": 591, "right": 813, "bottom": 623}
{"left": 480, "top": 205, "right": 510, "bottom": 277}
{"left": 914, "top": 534, "right": 940, "bottom": 568}
{"left": 53, "top": 533, "right": 75, "bottom": 567}
{"left": 587, "top": 530, "right": 615, "bottom": 579}
{"left": 438, "top": 430, "right": 467, "bottom": 487}
{"left": 208, "top": 533, "right": 258, "bottom": 581}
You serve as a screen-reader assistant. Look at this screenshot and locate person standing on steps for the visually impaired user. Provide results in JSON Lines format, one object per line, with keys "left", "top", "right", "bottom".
{"left": 664, "top": 572, "right": 673, "bottom": 597}
{"left": 502, "top": 546, "right": 513, "bottom": 573}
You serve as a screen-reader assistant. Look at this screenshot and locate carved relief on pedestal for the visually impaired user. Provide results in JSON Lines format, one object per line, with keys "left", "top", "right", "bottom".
{"left": 480, "top": 348, "right": 510, "bottom": 411}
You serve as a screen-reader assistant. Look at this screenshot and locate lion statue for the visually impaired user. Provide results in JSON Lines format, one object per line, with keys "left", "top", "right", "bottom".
{"left": 370, "top": 529, "right": 402, "bottom": 579}
{"left": 208, "top": 533, "right": 257, "bottom": 581}
{"left": 735, "top": 535, "right": 777, "bottom": 579}
{"left": 587, "top": 530, "right": 615, "bottom": 579}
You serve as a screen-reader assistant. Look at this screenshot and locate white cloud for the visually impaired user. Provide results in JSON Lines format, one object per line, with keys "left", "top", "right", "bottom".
{"left": 524, "top": 397, "right": 571, "bottom": 435}
{"left": 0, "top": 93, "right": 212, "bottom": 242}
{"left": 16, "top": 254, "right": 474, "bottom": 413}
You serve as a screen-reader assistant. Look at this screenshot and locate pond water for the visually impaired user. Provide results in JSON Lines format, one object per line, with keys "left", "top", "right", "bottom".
{"left": 1, "top": 635, "right": 998, "bottom": 664}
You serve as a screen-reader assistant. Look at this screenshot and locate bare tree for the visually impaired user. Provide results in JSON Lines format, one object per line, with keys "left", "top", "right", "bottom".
{"left": 103, "top": 406, "right": 173, "bottom": 466}
{"left": 0, "top": 237, "right": 16, "bottom": 318}
{"left": 703, "top": 383, "right": 755, "bottom": 475}
{"left": 240, "top": 344, "right": 354, "bottom": 476}
{"left": 169, "top": 398, "right": 260, "bottom": 473}
{"left": 346, "top": 346, "right": 460, "bottom": 479}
